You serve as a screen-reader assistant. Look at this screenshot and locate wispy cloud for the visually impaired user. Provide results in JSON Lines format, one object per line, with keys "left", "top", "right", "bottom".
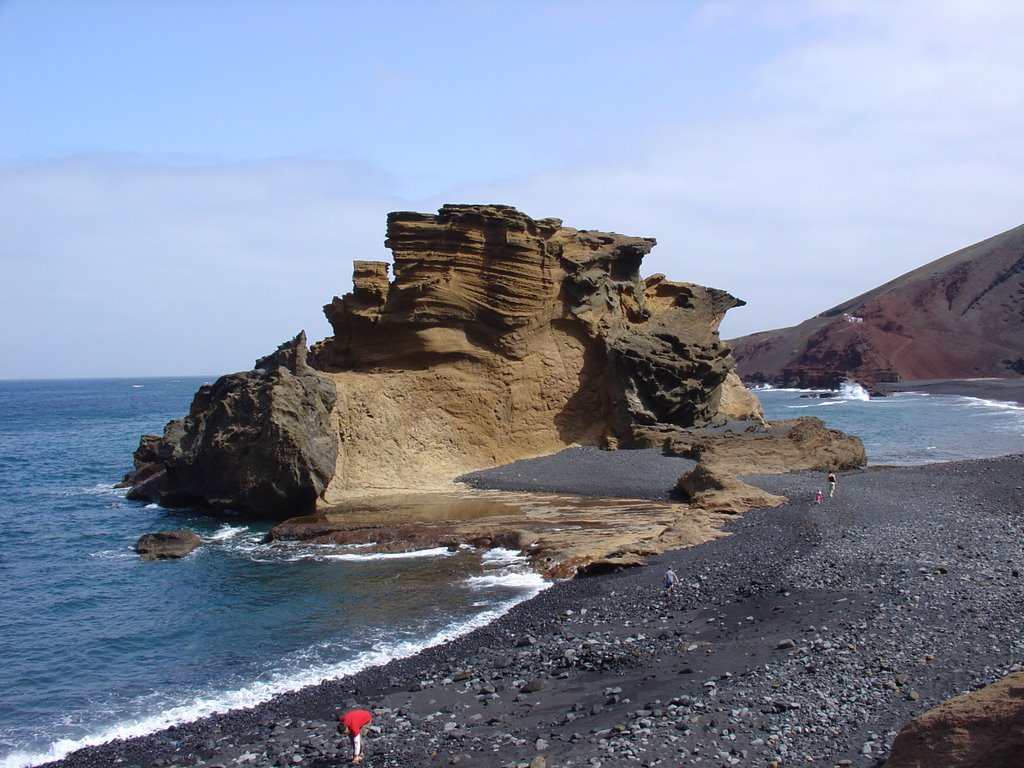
{"left": 2, "top": 1, "right": 1022, "bottom": 376}
{"left": 1, "top": 157, "right": 400, "bottom": 378}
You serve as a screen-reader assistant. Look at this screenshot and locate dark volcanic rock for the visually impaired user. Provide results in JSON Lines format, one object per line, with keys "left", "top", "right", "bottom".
{"left": 609, "top": 278, "right": 745, "bottom": 434}
{"left": 125, "top": 332, "right": 338, "bottom": 519}
{"left": 730, "top": 223, "right": 1024, "bottom": 387}
{"left": 134, "top": 529, "right": 202, "bottom": 560}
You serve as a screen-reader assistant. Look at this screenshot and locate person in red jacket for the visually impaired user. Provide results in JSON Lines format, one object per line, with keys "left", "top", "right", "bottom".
{"left": 338, "top": 709, "right": 373, "bottom": 763}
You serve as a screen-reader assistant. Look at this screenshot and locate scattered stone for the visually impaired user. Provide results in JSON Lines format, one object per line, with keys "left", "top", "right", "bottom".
{"left": 135, "top": 529, "right": 202, "bottom": 561}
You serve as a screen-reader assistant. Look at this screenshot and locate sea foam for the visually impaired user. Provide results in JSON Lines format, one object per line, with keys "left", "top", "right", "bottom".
{"left": 0, "top": 571, "right": 550, "bottom": 768}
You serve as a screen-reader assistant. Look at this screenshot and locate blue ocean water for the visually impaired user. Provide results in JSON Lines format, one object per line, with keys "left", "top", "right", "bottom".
{"left": 0, "top": 379, "right": 546, "bottom": 768}
{"left": 0, "top": 378, "right": 1021, "bottom": 767}
{"left": 756, "top": 382, "right": 1024, "bottom": 465}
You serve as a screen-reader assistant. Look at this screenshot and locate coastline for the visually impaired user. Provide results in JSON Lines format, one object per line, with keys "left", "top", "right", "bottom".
{"left": 873, "top": 377, "right": 1024, "bottom": 405}
{"left": 38, "top": 452, "right": 1024, "bottom": 768}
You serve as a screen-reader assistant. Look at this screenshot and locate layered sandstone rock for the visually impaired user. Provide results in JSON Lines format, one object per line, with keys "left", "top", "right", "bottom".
{"left": 125, "top": 206, "right": 800, "bottom": 532}
{"left": 304, "top": 204, "right": 761, "bottom": 503}
{"left": 885, "top": 672, "right": 1024, "bottom": 768}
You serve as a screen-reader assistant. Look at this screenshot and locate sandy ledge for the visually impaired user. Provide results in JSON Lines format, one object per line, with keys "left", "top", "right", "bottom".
{"left": 38, "top": 451, "right": 1024, "bottom": 768}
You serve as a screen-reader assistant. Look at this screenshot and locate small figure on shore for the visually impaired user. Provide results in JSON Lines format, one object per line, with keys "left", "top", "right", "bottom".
{"left": 339, "top": 708, "right": 373, "bottom": 764}
{"left": 828, "top": 471, "right": 837, "bottom": 498}
{"left": 663, "top": 565, "right": 680, "bottom": 594}
{"left": 814, "top": 489, "right": 823, "bottom": 504}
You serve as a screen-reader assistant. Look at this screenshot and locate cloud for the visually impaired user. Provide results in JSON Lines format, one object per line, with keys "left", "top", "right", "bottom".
{"left": 2, "top": 1, "right": 1022, "bottom": 377}
{"left": 0, "top": 156, "right": 402, "bottom": 378}
{"left": 440, "top": 0, "right": 1024, "bottom": 338}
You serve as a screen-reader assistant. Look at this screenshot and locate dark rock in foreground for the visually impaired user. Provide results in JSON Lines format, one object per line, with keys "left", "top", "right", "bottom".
{"left": 123, "top": 332, "right": 338, "bottom": 519}
{"left": 134, "top": 529, "right": 202, "bottom": 561}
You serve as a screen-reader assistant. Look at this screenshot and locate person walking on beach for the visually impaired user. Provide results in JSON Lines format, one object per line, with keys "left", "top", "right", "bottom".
{"left": 663, "top": 565, "right": 680, "bottom": 594}
{"left": 828, "top": 471, "right": 837, "bottom": 498}
{"left": 339, "top": 708, "right": 373, "bottom": 764}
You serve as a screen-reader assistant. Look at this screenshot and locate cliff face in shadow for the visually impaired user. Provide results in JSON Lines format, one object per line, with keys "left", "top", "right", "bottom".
{"left": 730, "top": 223, "right": 1024, "bottom": 388}
{"left": 126, "top": 204, "right": 764, "bottom": 517}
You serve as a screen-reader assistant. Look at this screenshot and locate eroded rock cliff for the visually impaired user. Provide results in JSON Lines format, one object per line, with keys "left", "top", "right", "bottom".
{"left": 306, "top": 204, "right": 761, "bottom": 503}
{"left": 125, "top": 204, "right": 764, "bottom": 518}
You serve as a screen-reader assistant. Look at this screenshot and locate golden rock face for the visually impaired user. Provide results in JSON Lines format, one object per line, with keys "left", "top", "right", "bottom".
{"left": 127, "top": 205, "right": 767, "bottom": 549}
{"left": 305, "top": 204, "right": 760, "bottom": 499}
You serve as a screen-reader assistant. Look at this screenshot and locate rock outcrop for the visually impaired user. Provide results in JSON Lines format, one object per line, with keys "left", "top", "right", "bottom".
{"left": 667, "top": 416, "right": 866, "bottom": 512}
{"left": 304, "top": 206, "right": 760, "bottom": 504}
{"left": 135, "top": 529, "right": 202, "bottom": 561}
{"left": 124, "top": 204, "right": 859, "bottom": 570}
{"left": 730, "top": 223, "right": 1024, "bottom": 388}
{"left": 125, "top": 204, "right": 763, "bottom": 516}
{"left": 124, "top": 332, "right": 338, "bottom": 518}
{"left": 884, "top": 672, "right": 1024, "bottom": 768}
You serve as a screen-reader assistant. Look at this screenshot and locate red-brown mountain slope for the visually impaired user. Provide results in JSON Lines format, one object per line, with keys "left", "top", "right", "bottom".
{"left": 729, "top": 223, "right": 1024, "bottom": 387}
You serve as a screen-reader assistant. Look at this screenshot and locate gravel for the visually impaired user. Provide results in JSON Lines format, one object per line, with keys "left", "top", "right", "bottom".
{"left": 40, "top": 454, "right": 1024, "bottom": 768}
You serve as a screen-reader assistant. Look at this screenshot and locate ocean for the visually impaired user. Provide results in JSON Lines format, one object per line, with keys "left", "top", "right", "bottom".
{"left": 0, "top": 377, "right": 1022, "bottom": 767}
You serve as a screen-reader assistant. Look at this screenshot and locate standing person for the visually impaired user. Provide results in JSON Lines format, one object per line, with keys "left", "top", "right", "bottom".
{"left": 663, "top": 565, "right": 680, "bottom": 594}
{"left": 828, "top": 471, "right": 837, "bottom": 498}
{"left": 339, "top": 709, "right": 373, "bottom": 764}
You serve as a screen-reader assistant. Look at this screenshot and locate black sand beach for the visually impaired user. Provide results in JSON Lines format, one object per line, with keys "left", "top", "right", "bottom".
{"left": 41, "top": 446, "right": 1024, "bottom": 768}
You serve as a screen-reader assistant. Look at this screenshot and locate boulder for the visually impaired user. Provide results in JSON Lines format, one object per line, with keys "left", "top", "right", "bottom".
{"left": 126, "top": 332, "right": 338, "bottom": 518}
{"left": 885, "top": 672, "right": 1024, "bottom": 768}
{"left": 135, "top": 529, "right": 202, "bottom": 561}
{"left": 663, "top": 416, "right": 867, "bottom": 475}
{"left": 673, "top": 462, "right": 786, "bottom": 513}
{"left": 666, "top": 416, "right": 865, "bottom": 512}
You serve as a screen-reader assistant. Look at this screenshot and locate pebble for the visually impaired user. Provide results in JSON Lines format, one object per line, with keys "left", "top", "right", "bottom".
{"left": 43, "top": 455, "right": 1024, "bottom": 768}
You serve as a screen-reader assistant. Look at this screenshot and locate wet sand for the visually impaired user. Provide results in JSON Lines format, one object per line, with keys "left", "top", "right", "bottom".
{"left": 40, "top": 452, "right": 1024, "bottom": 768}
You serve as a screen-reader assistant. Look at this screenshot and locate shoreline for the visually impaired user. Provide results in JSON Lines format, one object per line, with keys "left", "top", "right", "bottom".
{"left": 873, "top": 377, "right": 1024, "bottom": 405}
{"left": 37, "top": 452, "right": 1024, "bottom": 768}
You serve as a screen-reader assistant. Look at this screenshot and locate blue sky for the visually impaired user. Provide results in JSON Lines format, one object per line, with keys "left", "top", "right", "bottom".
{"left": 2, "top": 1, "right": 1023, "bottom": 378}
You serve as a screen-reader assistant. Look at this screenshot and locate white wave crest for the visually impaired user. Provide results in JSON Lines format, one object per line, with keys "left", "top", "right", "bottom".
{"left": 481, "top": 547, "right": 528, "bottom": 565}
{"left": 963, "top": 396, "right": 1024, "bottom": 414}
{"left": 205, "top": 524, "right": 249, "bottom": 542}
{"left": 838, "top": 381, "right": 871, "bottom": 401}
{"left": 324, "top": 546, "right": 456, "bottom": 562}
{"left": 88, "top": 549, "right": 134, "bottom": 560}
{"left": 465, "top": 571, "right": 549, "bottom": 591}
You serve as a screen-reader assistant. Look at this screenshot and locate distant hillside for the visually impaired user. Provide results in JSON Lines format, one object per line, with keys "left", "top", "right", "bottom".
{"left": 730, "top": 224, "right": 1024, "bottom": 388}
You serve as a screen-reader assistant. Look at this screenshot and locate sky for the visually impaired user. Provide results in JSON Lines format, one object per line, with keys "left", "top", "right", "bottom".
{"left": 2, "top": 0, "right": 1023, "bottom": 379}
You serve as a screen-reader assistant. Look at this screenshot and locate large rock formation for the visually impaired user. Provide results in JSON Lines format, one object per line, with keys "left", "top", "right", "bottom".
{"left": 730, "top": 223, "right": 1024, "bottom": 388}
{"left": 125, "top": 205, "right": 773, "bottom": 521}
{"left": 125, "top": 332, "right": 338, "bottom": 518}
{"left": 884, "top": 672, "right": 1024, "bottom": 768}
{"left": 302, "top": 204, "right": 760, "bottom": 504}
